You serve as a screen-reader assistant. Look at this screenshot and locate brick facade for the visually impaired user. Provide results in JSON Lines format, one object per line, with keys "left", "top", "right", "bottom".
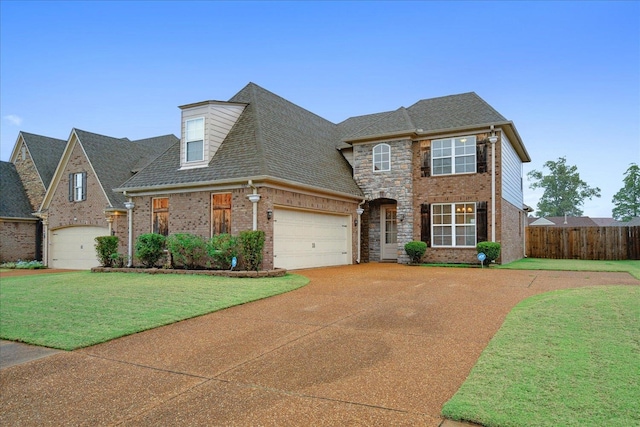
{"left": 0, "top": 220, "right": 37, "bottom": 262}
{"left": 12, "top": 139, "right": 45, "bottom": 211}
{"left": 353, "top": 131, "right": 525, "bottom": 265}
{"left": 129, "top": 186, "right": 359, "bottom": 270}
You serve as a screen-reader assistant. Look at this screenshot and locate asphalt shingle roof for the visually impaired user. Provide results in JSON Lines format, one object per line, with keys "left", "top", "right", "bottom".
{"left": 20, "top": 132, "right": 67, "bottom": 188}
{"left": 73, "top": 129, "right": 177, "bottom": 207}
{"left": 120, "top": 83, "right": 363, "bottom": 197}
{"left": 0, "top": 161, "right": 34, "bottom": 219}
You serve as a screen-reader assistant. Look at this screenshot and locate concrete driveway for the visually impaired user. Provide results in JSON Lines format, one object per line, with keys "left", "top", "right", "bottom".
{"left": 1, "top": 264, "right": 638, "bottom": 426}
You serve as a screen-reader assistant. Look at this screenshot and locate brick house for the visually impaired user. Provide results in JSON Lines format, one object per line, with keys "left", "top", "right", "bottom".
{"left": 116, "top": 83, "right": 530, "bottom": 269}
{"left": 5, "top": 83, "right": 530, "bottom": 269}
{"left": 0, "top": 161, "right": 39, "bottom": 262}
{"left": 1, "top": 132, "right": 67, "bottom": 262}
{"left": 34, "top": 129, "right": 177, "bottom": 269}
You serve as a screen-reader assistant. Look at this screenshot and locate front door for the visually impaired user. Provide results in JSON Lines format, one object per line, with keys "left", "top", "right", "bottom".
{"left": 381, "top": 205, "right": 398, "bottom": 260}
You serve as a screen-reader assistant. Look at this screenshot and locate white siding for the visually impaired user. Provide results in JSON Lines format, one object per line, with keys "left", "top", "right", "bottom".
{"left": 180, "top": 102, "right": 245, "bottom": 169}
{"left": 501, "top": 132, "right": 523, "bottom": 208}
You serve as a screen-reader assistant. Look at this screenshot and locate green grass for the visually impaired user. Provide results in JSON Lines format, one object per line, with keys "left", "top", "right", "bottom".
{"left": 442, "top": 286, "right": 640, "bottom": 427}
{"left": 499, "top": 258, "right": 640, "bottom": 279}
{"left": 0, "top": 271, "right": 308, "bottom": 350}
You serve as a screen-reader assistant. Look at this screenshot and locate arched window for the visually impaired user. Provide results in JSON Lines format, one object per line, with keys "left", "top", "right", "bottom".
{"left": 373, "top": 143, "right": 390, "bottom": 172}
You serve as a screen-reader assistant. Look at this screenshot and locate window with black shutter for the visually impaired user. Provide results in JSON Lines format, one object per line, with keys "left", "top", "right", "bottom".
{"left": 476, "top": 201, "right": 488, "bottom": 242}
{"left": 420, "top": 203, "right": 430, "bottom": 246}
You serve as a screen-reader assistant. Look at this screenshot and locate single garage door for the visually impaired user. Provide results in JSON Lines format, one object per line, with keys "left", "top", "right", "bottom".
{"left": 273, "top": 208, "right": 350, "bottom": 270}
{"left": 50, "top": 226, "right": 109, "bottom": 269}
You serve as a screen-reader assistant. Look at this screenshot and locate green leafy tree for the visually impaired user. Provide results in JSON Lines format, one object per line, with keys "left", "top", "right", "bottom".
{"left": 527, "top": 156, "right": 601, "bottom": 217}
{"left": 612, "top": 163, "right": 640, "bottom": 222}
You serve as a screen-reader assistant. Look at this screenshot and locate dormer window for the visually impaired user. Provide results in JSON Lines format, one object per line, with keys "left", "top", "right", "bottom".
{"left": 185, "top": 118, "right": 204, "bottom": 162}
{"left": 373, "top": 143, "right": 390, "bottom": 172}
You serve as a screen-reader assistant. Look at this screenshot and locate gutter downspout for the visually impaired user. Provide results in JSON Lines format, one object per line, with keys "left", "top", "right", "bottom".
{"left": 356, "top": 200, "right": 365, "bottom": 264}
{"left": 123, "top": 193, "right": 135, "bottom": 267}
{"left": 489, "top": 128, "right": 498, "bottom": 242}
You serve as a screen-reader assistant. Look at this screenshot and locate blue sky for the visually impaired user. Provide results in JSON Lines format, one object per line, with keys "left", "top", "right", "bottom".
{"left": 1, "top": 1, "right": 638, "bottom": 217}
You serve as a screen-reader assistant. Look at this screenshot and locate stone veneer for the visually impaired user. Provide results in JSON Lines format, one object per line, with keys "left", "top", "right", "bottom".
{"left": 353, "top": 138, "right": 414, "bottom": 264}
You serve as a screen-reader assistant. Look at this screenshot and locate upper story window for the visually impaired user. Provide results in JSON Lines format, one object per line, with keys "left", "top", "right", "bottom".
{"left": 152, "top": 197, "right": 169, "bottom": 236}
{"left": 68, "top": 172, "right": 86, "bottom": 202}
{"left": 211, "top": 193, "right": 231, "bottom": 235}
{"left": 185, "top": 118, "right": 204, "bottom": 162}
{"left": 432, "top": 202, "right": 476, "bottom": 247}
{"left": 373, "top": 143, "right": 390, "bottom": 172}
{"left": 432, "top": 136, "right": 476, "bottom": 175}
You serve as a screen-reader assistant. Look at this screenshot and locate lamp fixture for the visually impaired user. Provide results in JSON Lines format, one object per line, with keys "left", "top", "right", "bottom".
{"left": 267, "top": 209, "right": 273, "bottom": 220}
{"left": 354, "top": 218, "right": 358, "bottom": 226}
{"left": 124, "top": 201, "right": 135, "bottom": 210}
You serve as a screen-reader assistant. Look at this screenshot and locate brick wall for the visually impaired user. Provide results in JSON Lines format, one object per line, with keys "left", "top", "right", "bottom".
{"left": 129, "top": 186, "right": 359, "bottom": 270}
{"left": 0, "top": 220, "right": 37, "bottom": 262}
{"left": 47, "top": 141, "right": 111, "bottom": 232}
{"left": 12, "top": 139, "right": 45, "bottom": 211}
{"left": 500, "top": 200, "right": 525, "bottom": 264}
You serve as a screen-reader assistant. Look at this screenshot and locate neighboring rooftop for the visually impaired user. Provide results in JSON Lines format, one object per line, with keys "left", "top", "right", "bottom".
{"left": 0, "top": 161, "right": 35, "bottom": 219}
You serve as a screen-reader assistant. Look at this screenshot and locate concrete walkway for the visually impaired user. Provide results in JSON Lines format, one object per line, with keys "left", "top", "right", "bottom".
{"left": 1, "top": 264, "right": 638, "bottom": 426}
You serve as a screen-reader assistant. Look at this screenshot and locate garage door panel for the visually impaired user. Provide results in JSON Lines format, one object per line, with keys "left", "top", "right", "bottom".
{"left": 273, "top": 208, "right": 350, "bottom": 270}
{"left": 50, "top": 226, "right": 108, "bottom": 269}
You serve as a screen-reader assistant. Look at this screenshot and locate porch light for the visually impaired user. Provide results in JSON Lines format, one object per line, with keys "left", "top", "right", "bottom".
{"left": 267, "top": 209, "right": 273, "bottom": 220}
{"left": 356, "top": 207, "right": 364, "bottom": 216}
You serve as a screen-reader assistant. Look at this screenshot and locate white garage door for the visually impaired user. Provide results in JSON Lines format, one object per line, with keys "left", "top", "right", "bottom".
{"left": 50, "top": 226, "right": 109, "bottom": 269}
{"left": 273, "top": 208, "right": 351, "bottom": 270}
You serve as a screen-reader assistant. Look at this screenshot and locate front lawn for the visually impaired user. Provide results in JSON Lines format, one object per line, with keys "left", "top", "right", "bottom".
{"left": 0, "top": 272, "right": 308, "bottom": 350}
{"left": 442, "top": 286, "right": 640, "bottom": 427}
{"left": 498, "top": 258, "right": 640, "bottom": 279}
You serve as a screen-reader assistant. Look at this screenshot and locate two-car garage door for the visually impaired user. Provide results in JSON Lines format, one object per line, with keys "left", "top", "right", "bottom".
{"left": 273, "top": 208, "right": 351, "bottom": 270}
{"left": 50, "top": 226, "right": 108, "bottom": 269}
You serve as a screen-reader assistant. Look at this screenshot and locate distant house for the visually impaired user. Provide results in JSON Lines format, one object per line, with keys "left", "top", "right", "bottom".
{"left": 0, "top": 162, "right": 39, "bottom": 262}
{"left": 6, "top": 83, "right": 532, "bottom": 269}
{"left": 528, "top": 216, "right": 600, "bottom": 227}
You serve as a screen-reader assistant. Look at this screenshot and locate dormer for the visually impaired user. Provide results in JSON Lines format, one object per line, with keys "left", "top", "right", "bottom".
{"left": 179, "top": 100, "right": 247, "bottom": 169}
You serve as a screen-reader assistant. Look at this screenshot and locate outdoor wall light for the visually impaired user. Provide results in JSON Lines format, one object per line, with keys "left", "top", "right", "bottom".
{"left": 354, "top": 218, "right": 358, "bottom": 226}
{"left": 267, "top": 209, "right": 273, "bottom": 220}
{"left": 398, "top": 214, "right": 405, "bottom": 222}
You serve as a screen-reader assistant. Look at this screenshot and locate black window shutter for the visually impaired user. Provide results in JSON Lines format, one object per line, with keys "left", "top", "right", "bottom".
{"left": 421, "top": 147, "right": 431, "bottom": 177}
{"left": 476, "top": 201, "right": 488, "bottom": 242}
{"left": 420, "top": 203, "right": 431, "bottom": 246}
{"left": 476, "top": 140, "right": 487, "bottom": 173}
{"left": 68, "top": 173, "right": 74, "bottom": 202}
{"left": 81, "top": 172, "right": 87, "bottom": 201}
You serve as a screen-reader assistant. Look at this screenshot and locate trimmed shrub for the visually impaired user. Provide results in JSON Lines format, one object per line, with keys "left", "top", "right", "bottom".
{"left": 404, "top": 241, "right": 427, "bottom": 264}
{"left": 166, "top": 233, "right": 208, "bottom": 269}
{"left": 207, "top": 234, "right": 239, "bottom": 270}
{"left": 477, "top": 241, "right": 501, "bottom": 265}
{"left": 135, "top": 233, "right": 166, "bottom": 268}
{"left": 239, "top": 230, "right": 265, "bottom": 271}
{"left": 95, "top": 236, "right": 119, "bottom": 267}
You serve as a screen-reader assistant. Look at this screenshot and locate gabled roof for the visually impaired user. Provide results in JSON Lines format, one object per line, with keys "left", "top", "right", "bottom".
{"left": 0, "top": 161, "right": 35, "bottom": 219}
{"left": 119, "top": 83, "right": 364, "bottom": 197}
{"left": 10, "top": 132, "right": 67, "bottom": 188}
{"left": 72, "top": 129, "right": 178, "bottom": 207}
{"left": 340, "top": 92, "right": 530, "bottom": 162}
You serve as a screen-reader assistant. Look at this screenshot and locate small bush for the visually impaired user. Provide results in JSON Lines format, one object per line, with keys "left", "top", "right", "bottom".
{"left": 95, "top": 236, "right": 119, "bottom": 267}
{"left": 135, "top": 233, "right": 167, "bottom": 268}
{"left": 404, "top": 241, "right": 427, "bottom": 264}
{"left": 166, "top": 233, "right": 208, "bottom": 269}
{"left": 239, "top": 230, "right": 265, "bottom": 271}
{"left": 477, "top": 241, "right": 501, "bottom": 265}
{"left": 1, "top": 260, "right": 46, "bottom": 269}
{"left": 208, "top": 234, "right": 239, "bottom": 270}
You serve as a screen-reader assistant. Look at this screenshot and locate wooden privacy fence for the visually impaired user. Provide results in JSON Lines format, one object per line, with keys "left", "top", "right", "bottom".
{"left": 526, "top": 226, "right": 640, "bottom": 260}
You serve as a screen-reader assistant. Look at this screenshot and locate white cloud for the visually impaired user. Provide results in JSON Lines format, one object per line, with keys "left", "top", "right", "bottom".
{"left": 4, "top": 114, "right": 23, "bottom": 126}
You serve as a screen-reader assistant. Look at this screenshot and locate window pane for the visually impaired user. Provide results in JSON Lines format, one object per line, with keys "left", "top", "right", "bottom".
{"left": 187, "top": 140, "right": 204, "bottom": 162}
{"left": 373, "top": 144, "right": 390, "bottom": 171}
{"left": 186, "top": 118, "right": 204, "bottom": 141}
{"left": 152, "top": 198, "right": 169, "bottom": 236}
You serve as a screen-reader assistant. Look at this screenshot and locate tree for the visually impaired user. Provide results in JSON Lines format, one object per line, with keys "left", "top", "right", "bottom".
{"left": 612, "top": 163, "right": 640, "bottom": 222}
{"left": 527, "top": 156, "right": 601, "bottom": 217}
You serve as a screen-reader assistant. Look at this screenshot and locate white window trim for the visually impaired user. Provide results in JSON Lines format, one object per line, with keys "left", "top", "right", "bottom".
{"left": 185, "top": 117, "right": 205, "bottom": 163}
{"left": 372, "top": 143, "right": 391, "bottom": 172}
{"left": 72, "top": 172, "right": 86, "bottom": 202}
{"left": 431, "top": 202, "right": 477, "bottom": 248}
{"left": 431, "top": 135, "right": 477, "bottom": 176}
